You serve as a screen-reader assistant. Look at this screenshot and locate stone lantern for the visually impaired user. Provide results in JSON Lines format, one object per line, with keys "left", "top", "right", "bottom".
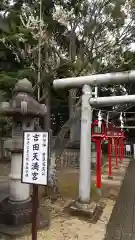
{"left": 0, "top": 78, "right": 46, "bottom": 227}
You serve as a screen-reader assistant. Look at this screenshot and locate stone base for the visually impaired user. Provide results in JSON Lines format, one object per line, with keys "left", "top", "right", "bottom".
{"left": 0, "top": 212, "right": 49, "bottom": 237}
{"left": 0, "top": 198, "right": 49, "bottom": 237}
{"left": 68, "top": 200, "right": 97, "bottom": 219}
{"left": 0, "top": 197, "right": 33, "bottom": 226}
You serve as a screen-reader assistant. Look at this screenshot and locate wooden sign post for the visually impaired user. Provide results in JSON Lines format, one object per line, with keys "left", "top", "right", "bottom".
{"left": 21, "top": 131, "right": 49, "bottom": 240}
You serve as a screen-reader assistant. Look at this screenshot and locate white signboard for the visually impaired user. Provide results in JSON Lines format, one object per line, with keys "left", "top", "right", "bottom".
{"left": 22, "top": 131, "right": 49, "bottom": 185}
{"left": 126, "top": 145, "right": 131, "bottom": 152}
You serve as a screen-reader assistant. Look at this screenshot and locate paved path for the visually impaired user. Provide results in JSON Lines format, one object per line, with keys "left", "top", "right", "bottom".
{"left": 105, "top": 160, "right": 135, "bottom": 240}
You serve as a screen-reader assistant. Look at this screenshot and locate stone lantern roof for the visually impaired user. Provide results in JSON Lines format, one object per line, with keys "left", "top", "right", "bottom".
{"left": 1, "top": 78, "right": 46, "bottom": 117}
{"left": 13, "top": 78, "right": 34, "bottom": 94}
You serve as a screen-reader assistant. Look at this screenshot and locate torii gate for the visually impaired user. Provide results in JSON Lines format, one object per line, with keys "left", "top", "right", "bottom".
{"left": 53, "top": 70, "right": 135, "bottom": 213}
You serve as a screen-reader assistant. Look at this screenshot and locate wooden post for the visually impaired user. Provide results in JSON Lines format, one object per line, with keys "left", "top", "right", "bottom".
{"left": 32, "top": 184, "right": 38, "bottom": 240}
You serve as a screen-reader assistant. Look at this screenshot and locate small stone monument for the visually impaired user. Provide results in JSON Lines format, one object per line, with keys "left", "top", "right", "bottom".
{"left": 0, "top": 79, "right": 48, "bottom": 235}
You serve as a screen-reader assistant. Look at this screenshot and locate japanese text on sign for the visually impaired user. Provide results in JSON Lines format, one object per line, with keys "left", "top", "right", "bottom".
{"left": 22, "top": 132, "right": 48, "bottom": 185}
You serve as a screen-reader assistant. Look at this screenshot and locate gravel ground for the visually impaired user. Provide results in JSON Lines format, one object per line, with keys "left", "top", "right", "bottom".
{"left": 0, "top": 198, "right": 113, "bottom": 240}
{"left": 18, "top": 216, "right": 93, "bottom": 240}
{"left": 12, "top": 197, "right": 105, "bottom": 240}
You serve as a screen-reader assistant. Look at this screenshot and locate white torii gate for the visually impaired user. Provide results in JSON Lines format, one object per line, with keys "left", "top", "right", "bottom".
{"left": 53, "top": 70, "right": 135, "bottom": 205}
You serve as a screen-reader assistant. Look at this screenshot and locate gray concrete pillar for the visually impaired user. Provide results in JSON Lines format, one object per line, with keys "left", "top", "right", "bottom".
{"left": 79, "top": 85, "right": 92, "bottom": 203}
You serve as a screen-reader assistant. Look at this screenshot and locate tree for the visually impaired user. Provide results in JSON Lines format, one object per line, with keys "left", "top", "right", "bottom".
{"left": 1, "top": 0, "right": 134, "bottom": 95}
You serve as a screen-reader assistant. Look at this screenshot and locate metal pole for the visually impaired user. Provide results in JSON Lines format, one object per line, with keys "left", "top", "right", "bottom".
{"left": 121, "top": 117, "right": 135, "bottom": 122}
{"left": 32, "top": 184, "right": 38, "bottom": 240}
{"left": 115, "top": 126, "right": 135, "bottom": 129}
{"left": 79, "top": 85, "right": 92, "bottom": 203}
{"left": 108, "top": 111, "right": 135, "bottom": 114}
{"left": 90, "top": 94, "right": 135, "bottom": 107}
{"left": 53, "top": 70, "right": 135, "bottom": 89}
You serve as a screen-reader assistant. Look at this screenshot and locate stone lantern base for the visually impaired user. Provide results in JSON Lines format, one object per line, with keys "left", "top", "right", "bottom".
{"left": 0, "top": 197, "right": 32, "bottom": 226}
{"left": 0, "top": 197, "right": 49, "bottom": 237}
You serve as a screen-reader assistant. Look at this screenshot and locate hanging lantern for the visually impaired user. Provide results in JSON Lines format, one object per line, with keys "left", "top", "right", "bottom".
{"left": 92, "top": 119, "right": 106, "bottom": 138}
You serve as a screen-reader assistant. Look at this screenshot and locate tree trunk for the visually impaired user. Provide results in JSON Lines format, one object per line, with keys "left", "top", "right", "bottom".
{"left": 43, "top": 89, "right": 60, "bottom": 200}
{"left": 44, "top": 89, "right": 51, "bottom": 131}
{"left": 68, "top": 89, "right": 80, "bottom": 143}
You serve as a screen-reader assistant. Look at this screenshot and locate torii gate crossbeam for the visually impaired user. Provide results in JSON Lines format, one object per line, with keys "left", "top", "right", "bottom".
{"left": 53, "top": 70, "right": 135, "bottom": 89}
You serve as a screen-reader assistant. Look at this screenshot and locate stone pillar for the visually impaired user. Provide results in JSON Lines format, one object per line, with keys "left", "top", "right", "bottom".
{"left": 0, "top": 78, "right": 47, "bottom": 228}
{"left": 79, "top": 85, "right": 92, "bottom": 203}
{"left": 69, "top": 85, "right": 97, "bottom": 217}
{"left": 9, "top": 152, "right": 30, "bottom": 202}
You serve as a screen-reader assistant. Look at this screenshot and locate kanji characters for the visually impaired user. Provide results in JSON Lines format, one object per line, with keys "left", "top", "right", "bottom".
{"left": 32, "top": 171, "right": 38, "bottom": 180}
{"left": 33, "top": 134, "right": 39, "bottom": 141}
{"left": 32, "top": 162, "right": 39, "bottom": 171}
{"left": 33, "top": 144, "right": 39, "bottom": 151}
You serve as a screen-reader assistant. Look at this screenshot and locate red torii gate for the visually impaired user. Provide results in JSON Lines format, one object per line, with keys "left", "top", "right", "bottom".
{"left": 91, "top": 119, "right": 125, "bottom": 187}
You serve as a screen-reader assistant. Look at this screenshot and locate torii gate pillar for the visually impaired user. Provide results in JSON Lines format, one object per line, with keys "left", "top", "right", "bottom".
{"left": 79, "top": 85, "right": 92, "bottom": 203}
{"left": 69, "top": 85, "right": 97, "bottom": 216}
